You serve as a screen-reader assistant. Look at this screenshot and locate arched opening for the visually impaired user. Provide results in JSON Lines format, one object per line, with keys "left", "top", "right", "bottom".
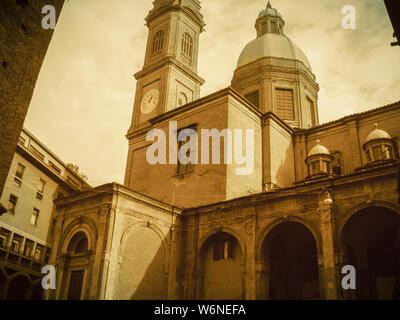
{"left": 7, "top": 275, "right": 31, "bottom": 300}
{"left": 196, "top": 232, "right": 243, "bottom": 300}
{"left": 62, "top": 231, "right": 90, "bottom": 300}
{"left": 260, "top": 221, "right": 320, "bottom": 300}
{"left": 341, "top": 206, "right": 400, "bottom": 299}
{"left": 119, "top": 225, "right": 167, "bottom": 300}
{"left": 67, "top": 231, "right": 88, "bottom": 253}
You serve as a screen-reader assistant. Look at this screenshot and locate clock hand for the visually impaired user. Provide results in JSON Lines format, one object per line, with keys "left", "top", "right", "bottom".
{"left": 148, "top": 96, "right": 153, "bottom": 103}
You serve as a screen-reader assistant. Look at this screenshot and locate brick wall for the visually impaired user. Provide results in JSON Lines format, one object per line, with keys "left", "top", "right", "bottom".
{"left": 0, "top": 0, "right": 64, "bottom": 202}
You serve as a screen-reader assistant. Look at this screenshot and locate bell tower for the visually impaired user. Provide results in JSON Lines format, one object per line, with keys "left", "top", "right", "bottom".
{"left": 129, "top": 0, "right": 205, "bottom": 129}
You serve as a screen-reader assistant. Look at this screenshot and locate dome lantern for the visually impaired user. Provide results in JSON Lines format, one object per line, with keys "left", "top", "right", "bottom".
{"left": 363, "top": 123, "right": 395, "bottom": 164}
{"left": 255, "top": 1, "right": 285, "bottom": 37}
{"left": 305, "top": 140, "right": 334, "bottom": 180}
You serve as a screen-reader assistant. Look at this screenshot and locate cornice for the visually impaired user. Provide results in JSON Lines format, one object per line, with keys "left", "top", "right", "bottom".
{"left": 135, "top": 56, "right": 205, "bottom": 85}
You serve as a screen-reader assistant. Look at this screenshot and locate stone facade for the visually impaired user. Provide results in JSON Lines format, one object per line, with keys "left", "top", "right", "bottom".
{"left": 42, "top": 1, "right": 400, "bottom": 300}
{"left": 0, "top": 0, "right": 64, "bottom": 212}
{"left": 0, "top": 127, "right": 89, "bottom": 300}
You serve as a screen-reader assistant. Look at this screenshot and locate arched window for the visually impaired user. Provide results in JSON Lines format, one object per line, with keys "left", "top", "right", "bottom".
{"left": 151, "top": 30, "right": 164, "bottom": 55}
{"left": 67, "top": 232, "right": 88, "bottom": 254}
{"left": 181, "top": 32, "right": 193, "bottom": 59}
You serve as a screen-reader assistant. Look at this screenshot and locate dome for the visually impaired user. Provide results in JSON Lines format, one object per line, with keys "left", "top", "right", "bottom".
{"left": 237, "top": 33, "right": 312, "bottom": 71}
{"left": 258, "top": 7, "right": 282, "bottom": 19}
{"left": 365, "top": 124, "right": 391, "bottom": 143}
{"left": 308, "top": 140, "right": 330, "bottom": 157}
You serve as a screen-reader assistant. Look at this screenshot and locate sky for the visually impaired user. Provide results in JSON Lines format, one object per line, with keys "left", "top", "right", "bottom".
{"left": 24, "top": 0, "right": 400, "bottom": 187}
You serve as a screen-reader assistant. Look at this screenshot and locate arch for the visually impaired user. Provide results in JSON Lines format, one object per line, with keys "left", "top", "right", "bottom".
{"left": 198, "top": 226, "right": 245, "bottom": 255}
{"left": 256, "top": 216, "right": 322, "bottom": 261}
{"left": 258, "top": 220, "right": 321, "bottom": 300}
{"left": 337, "top": 200, "right": 400, "bottom": 241}
{"left": 7, "top": 274, "right": 31, "bottom": 300}
{"left": 340, "top": 204, "right": 400, "bottom": 299}
{"left": 59, "top": 216, "right": 98, "bottom": 255}
{"left": 119, "top": 221, "right": 169, "bottom": 263}
{"left": 196, "top": 230, "right": 244, "bottom": 300}
{"left": 118, "top": 221, "right": 169, "bottom": 300}
{"left": 7, "top": 271, "right": 32, "bottom": 285}
{"left": 67, "top": 231, "right": 88, "bottom": 254}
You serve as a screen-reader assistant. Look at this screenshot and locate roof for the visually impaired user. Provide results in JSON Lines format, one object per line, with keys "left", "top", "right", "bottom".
{"left": 237, "top": 33, "right": 312, "bottom": 71}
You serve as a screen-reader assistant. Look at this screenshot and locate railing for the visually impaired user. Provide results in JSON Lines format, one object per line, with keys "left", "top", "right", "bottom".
{"left": 0, "top": 246, "right": 47, "bottom": 275}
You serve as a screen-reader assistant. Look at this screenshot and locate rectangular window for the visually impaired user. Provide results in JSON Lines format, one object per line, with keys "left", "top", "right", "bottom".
{"left": 0, "top": 229, "right": 10, "bottom": 249}
{"left": 8, "top": 194, "right": 18, "bottom": 215}
{"left": 384, "top": 146, "right": 393, "bottom": 160}
{"left": 275, "top": 88, "right": 295, "bottom": 121}
{"left": 36, "top": 179, "right": 45, "bottom": 200}
{"left": 373, "top": 146, "right": 382, "bottom": 161}
{"left": 270, "top": 21, "right": 277, "bottom": 33}
{"left": 10, "top": 234, "right": 22, "bottom": 253}
{"left": 331, "top": 151, "right": 342, "bottom": 175}
{"left": 213, "top": 237, "right": 233, "bottom": 261}
{"left": 31, "top": 208, "right": 40, "bottom": 226}
{"left": 34, "top": 244, "right": 44, "bottom": 261}
{"left": 14, "top": 163, "right": 25, "bottom": 187}
{"left": 245, "top": 91, "right": 260, "bottom": 108}
{"left": 306, "top": 97, "right": 315, "bottom": 128}
{"left": 177, "top": 127, "right": 197, "bottom": 175}
{"left": 24, "top": 240, "right": 34, "bottom": 257}
{"left": 311, "top": 161, "right": 320, "bottom": 175}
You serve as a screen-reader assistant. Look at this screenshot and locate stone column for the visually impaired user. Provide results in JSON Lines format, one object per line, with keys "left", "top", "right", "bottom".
{"left": 244, "top": 217, "right": 256, "bottom": 300}
{"left": 256, "top": 261, "right": 270, "bottom": 299}
{"left": 319, "top": 200, "right": 338, "bottom": 300}
{"left": 167, "top": 225, "right": 179, "bottom": 299}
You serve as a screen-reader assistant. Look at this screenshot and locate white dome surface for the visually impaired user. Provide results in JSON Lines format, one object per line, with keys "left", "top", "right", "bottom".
{"left": 365, "top": 124, "right": 391, "bottom": 143}
{"left": 237, "top": 33, "right": 312, "bottom": 71}
{"left": 308, "top": 140, "right": 330, "bottom": 157}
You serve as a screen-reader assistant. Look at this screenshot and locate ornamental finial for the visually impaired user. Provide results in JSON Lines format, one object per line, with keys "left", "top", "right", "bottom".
{"left": 267, "top": 1, "right": 272, "bottom": 9}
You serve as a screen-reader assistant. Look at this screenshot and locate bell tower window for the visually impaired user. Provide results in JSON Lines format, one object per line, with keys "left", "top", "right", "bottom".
{"left": 181, "top": 32, "right": 193, "bottom": 60}
{"left": 306, "top": 97, "right": 315, "bottom": 128}
{"left": 275, "top": 88, "right": 294, "bottom": 121}
{"left": 151, "top": 30, "right": 164, "bottom": 56}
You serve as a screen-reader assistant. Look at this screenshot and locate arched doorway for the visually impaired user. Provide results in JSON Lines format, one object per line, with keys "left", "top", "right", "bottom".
{"left": 7, "top": 275, "right": 31, "bottom": 300}
{"left": 62, "top": 231, "right": 90, "bottom": 300}
{"left": 260, "top": 221, "right": 320, "bottom": 300}
{"left": 341, "top": 206, "right": 400, "bottom": 299}
{"left": 119, "top": 225, "right": 167, "bottom": 300}
{"left": 196, "top": 232, "right": 243, "bottom": 300}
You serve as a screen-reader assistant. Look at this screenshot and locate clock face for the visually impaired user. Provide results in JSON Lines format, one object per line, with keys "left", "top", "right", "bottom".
{"left": 140, "top": 89, "right": 159, "bottom": 114}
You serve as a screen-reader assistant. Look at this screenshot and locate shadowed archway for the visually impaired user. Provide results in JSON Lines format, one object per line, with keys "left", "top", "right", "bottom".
{"left": 341, "top": 206, "right": 400, "bottom": 300}
{"left": 259, "top": 221, "right": 320, "bottom": 300}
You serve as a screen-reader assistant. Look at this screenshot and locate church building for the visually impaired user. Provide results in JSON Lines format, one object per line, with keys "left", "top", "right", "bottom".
{"left": 47, "top": 1, "right": 400, "bottom": 300}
